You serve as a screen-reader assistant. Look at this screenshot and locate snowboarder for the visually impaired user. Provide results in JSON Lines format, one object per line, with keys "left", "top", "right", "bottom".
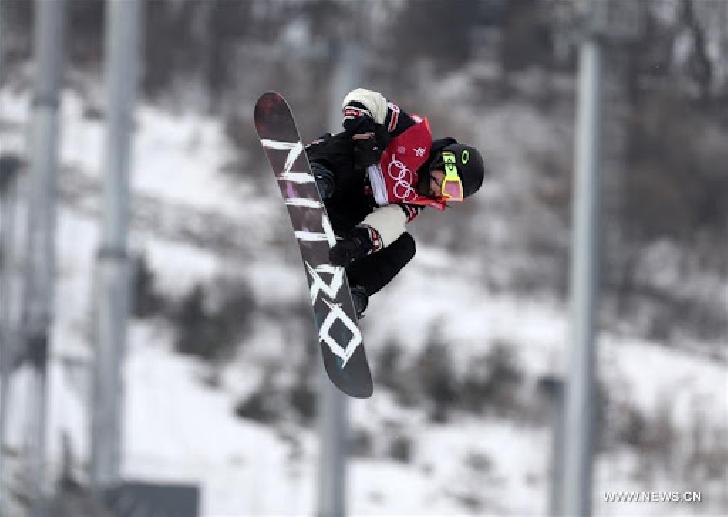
{"left": 306, "top": 88, "right": 486, "bottom": 318}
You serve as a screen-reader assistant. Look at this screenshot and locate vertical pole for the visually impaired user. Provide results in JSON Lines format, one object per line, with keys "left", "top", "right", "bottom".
{"left": 540, "top": 376, "right": 565, "bottom": 517}
{"left": 317, "top": 369, "right": 347, "bottom": 517}
{"left": 317, "top": 38, "right": 364, "bottom": 517}
{"left": 561, "top": 3, "right": 603, "bottom": 516}
{"left": 0, "top": 0, "right": 4, "bottom": 86}
{"left": 0, "top": 9, "right": 9, "bottom": 510}
{"left": 91, "top": 0, "right": 140, "bottom": 489}
{"left": 22, "top": 0, "right": 65, "bottom": 515}
{"left": 0, "top": 156, "right": 21, "bottom": 517}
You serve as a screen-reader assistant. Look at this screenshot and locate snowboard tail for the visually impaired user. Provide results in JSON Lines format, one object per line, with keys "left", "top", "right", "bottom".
{"left": 254, "top": 91, "right": 373, "bottom": 399}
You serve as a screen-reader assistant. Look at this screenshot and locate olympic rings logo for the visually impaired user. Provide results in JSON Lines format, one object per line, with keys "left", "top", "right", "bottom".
{"left": 387, "top": 155, "right": 417, "bottom": 201}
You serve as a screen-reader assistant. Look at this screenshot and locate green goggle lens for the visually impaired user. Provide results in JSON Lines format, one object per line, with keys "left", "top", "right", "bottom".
{"left": 440, "top": 151, "right": 463, "bottom": 201}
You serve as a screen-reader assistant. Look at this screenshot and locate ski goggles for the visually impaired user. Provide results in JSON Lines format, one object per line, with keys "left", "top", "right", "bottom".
{"left": 439, "top": 151, "right": 464, "bottom": 201}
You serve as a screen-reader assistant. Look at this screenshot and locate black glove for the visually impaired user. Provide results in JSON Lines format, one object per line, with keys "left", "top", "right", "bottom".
{"left": 329, "top": 226, "right": 374, "bottom": 267}
{"left": 352, "top": 133, "right": 383, "bottom": 169}
{"left": 343, "top": 112, "right": 388, "bottom": 169}
{"left": 343, "top": 110, "right": 377, "bottom": 135}
{"left": 310, "top": 162, "right": 335, "bottom": 200}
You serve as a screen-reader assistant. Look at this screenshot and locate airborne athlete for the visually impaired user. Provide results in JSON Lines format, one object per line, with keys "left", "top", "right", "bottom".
{"left": 307, "top": 88, "right": 486, "bottom": 318}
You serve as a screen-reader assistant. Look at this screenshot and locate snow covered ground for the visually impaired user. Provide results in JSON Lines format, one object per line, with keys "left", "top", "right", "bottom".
{"left": 1, "top": 86, "right": 726, "bottom": 516}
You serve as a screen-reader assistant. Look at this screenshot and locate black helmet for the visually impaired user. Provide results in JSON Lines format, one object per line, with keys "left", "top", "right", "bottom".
{"left": 438, "top": 142, "right": 485, "bottom": 198}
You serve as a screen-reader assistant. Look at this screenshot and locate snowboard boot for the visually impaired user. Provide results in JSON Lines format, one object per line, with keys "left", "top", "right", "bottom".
{"left": 350, "top": 285, "right": 369, "bottom": 319}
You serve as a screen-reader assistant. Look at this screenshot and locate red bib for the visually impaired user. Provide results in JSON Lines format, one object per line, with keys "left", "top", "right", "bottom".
{"left": 367, "top": 117, "right": 447, "bottom": 211}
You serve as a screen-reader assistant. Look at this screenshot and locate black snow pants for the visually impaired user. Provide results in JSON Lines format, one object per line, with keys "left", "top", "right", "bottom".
{"left": 306, "top": 132, "right": 416, "bottom": 296}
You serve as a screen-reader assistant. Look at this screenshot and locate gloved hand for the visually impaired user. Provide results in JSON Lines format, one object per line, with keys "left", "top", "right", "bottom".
{"left": 343, "top": 109, "right": 377, "bottom": 135}
{"left": 352, "top": 133, "right": 382, "bottom": 169}
{"left": 310, "top": 162, "right": 335, "bottom": 200}
{"left": 343, "top": 112, "right": 388, "bottom": 168}
{"left": 329, "top": 226, "right": 374, "bottom": 267}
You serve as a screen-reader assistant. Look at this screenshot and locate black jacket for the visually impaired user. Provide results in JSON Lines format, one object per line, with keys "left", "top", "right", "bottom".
{"left": 306, "top": 132, "right": 374, "bottom": 235}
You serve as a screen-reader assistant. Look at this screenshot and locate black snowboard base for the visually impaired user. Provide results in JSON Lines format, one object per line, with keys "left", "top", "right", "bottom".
{"left": 254, "top": 91, "right": 373, "bottom": 398}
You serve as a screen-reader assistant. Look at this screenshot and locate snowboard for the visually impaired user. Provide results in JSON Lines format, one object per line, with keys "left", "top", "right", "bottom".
{"left": 254, "top": 91, "right": 373, "bottom": 399}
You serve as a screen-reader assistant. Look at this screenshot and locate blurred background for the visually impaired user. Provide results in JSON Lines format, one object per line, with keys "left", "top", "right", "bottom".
{"left": 0, "top": 0, "right": 726, "bottom": 516}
